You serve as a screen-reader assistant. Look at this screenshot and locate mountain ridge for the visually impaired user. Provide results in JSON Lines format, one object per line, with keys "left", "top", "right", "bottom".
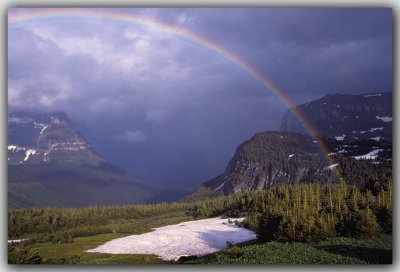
{"left": 7, "top": 111, "right": 187, "bottom": 208}
{"left": 280, "top": 92, "right": 392, "bottom": 141}
{"left": 188, "top": 92, "right": 392, "bottom": 200}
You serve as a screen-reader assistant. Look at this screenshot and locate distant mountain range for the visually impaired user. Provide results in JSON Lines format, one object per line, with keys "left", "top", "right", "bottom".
{"left": 188, "top": 92, "right": 392, "bottom": 200}
{"left": 8, "top": 92, "right": 392, "bottom": 207}
{"left": 8, "top": 112, "right": 187, "bottom": 208}
{"left": 281, "top": 92, "right": 392, "bottom": 141}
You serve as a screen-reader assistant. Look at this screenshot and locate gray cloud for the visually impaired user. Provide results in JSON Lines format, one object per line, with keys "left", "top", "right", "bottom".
{"left": 114, "top": 130, "right": 147, "bottom": 144}
{"left": 8, "top": 8, "right": 392, "bottom": 188}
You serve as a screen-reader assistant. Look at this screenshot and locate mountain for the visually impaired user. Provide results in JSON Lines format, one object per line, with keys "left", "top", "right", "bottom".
{"left": 189, "top": 92, "right": 392, "bottom": 200}
{"left": 8, "top": 112, "right": 186, "bottom": 208}
{"left": 280, "top": 92, "right": 392, "bottom": 141}
{"left": 188, "top": 132, "right": 335, "bottom": 200}
{"left": 8, "top": 112, "right": 101, "bottom": 165}
{"left": 188, "top": 131, "right": 391, "bottom": 200}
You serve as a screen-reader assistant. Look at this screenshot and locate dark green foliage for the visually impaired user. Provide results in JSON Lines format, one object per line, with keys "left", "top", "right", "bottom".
{"left": 375, "top": 206, "right": 392, "bottom": 234}
{"left": 186, "top": 180, "right": 392, "bottom": 243}
{"left": 8, "top": 178, "right": 392, "bottom": 264}
{"left": 52, "top": 231, "right": 74, "bottom": 244}
{"left": 8, "top": 202, "right": 189, "bottom": 239}
{"left": 45, "top": 255, "right": 80, "bottom": 264}
{"left": 334, "top": 155, "right": 392, "bottom": 189}
{"left": 256, "top": 212, "right": 282, "bottom": 242}
{"left": 8, "top": 243, "right": 42, "bottom": 264}
{"left": 315, "top": 235, "right": 392, "bottom": 264}
{"left": 336, "top": 209, "right": 381, "bottom": 238}
{"left": 185, "top": 235, "right": 392, "bottom": 264}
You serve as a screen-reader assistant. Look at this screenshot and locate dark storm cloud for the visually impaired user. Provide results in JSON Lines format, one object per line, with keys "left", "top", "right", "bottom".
{"left": 179, "top": 8, "right": 392, "bottom": 99}
{"left": 8, "top": 8, "right": 392, "bottom": 187}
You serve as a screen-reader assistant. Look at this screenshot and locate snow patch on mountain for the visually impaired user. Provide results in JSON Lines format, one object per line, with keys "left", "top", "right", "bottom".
{"left": 214, "top": 181, "right": 226, "bottom": 192}
{"left": 325, "top": 163, "right": 338, "bottom": 170}
{"left": 365, "top": 94, "right": 382, "bottom": 97}
{"left": 8, "top": 145, "right": 26, "bottom": 152}
{"left": 24, "top": 149, "right": 37, "bottom": 161}
{"left": 8, "top": 145, "right": 17, "bottom": 151}
{"left": 376, "top": 116, "right": 392, "bottom": 122}
{"left": 354, "top": 149, "right": 382, "bottom": 160}
{"left": 369, "top": 127, "right": 384, "bottom": 132}
{"left": 335, "top": 134, "right": 346, "bottom": 141}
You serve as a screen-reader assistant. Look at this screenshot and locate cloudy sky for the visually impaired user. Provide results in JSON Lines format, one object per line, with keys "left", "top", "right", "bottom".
{"left": 8, "top": 8, "right": 392, "bottom": 189}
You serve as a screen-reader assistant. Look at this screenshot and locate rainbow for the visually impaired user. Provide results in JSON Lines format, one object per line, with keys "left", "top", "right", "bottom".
{"left": 8, "top": 8, "right": 336, "bottom": 167}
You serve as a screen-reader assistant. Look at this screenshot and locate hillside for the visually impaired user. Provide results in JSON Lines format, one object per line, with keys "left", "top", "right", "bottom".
{"left": 188, "top": 132, "right": 332, "bottom": 200}
{"left": 189, "top": 92, "right": 392, "bottom": 200}
{"left": 7, "top": 112, "right": 185, "bottom": 208}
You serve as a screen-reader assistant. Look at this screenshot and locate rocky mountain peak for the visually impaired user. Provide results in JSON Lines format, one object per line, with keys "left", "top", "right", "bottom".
{"left": 8, "top": 111, "right": 100, "bottom": 164}
{"left": 280, "top": 92, "right": 392, "bottom": 141}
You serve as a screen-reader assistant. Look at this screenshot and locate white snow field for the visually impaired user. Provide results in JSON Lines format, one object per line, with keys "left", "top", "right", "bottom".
{"left": 86, "top": 217, "right": 257, "bottom": 261}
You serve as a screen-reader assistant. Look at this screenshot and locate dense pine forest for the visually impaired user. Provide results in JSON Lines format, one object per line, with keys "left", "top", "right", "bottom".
{"left": 8, "top": 178, "right": 392, "bottom": 264}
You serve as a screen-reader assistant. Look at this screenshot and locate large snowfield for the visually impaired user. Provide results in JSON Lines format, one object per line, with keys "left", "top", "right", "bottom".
{"left": 86, "top": 217, "right": 257, "bottom": 260}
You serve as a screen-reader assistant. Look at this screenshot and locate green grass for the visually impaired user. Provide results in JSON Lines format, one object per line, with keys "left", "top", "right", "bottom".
{"left": 30, "top": 234, "right": 166, "bottom": 264}
{"left": 26, "top": 212, "right": 192, "bottom": 264}
{"left": 314, "top": 235, "right": 392, "bottom": 264}
{"left": 106, "top": 212, "right": 191, "bottom": 235}
{"left": 15, "top": 211, "right": 392, "bottom": 265}
{"left": 184, "top": 235, "right": 392, "bottom": 264}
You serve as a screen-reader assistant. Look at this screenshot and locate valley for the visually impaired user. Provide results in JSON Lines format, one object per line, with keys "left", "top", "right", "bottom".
{"left": 7, "top": 92, "right": 393, "bottom": 264}
{"left": 8, "top": 180, "right": 392, "bottom": 264}
{"left": 7, "top": 7, "right": 393, "bottom": 266}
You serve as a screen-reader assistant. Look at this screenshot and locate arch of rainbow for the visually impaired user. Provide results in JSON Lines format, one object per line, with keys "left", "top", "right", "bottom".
{"left": 8, "top": 8, "right": 337, "bottom": 169}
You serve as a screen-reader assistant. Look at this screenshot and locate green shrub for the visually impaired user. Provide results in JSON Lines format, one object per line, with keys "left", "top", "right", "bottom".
{"left": 256, "top": 212, "right": 283, "bottom": 242}
{"left": 8, "top": 243, "right": 42, "bottom": 264}
{"left": 375, "top": 206, "right": 392, "bottom": 234}
{"left": 337, "top": 209, "right": 381, "bottom": 238}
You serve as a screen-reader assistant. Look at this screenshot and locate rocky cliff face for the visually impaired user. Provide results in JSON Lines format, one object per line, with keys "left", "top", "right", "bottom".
{"left": 221, "top": 132, "right": 330, "bottom": 194}
{"left": 280, "top": 92, "right": 392, "bottom": 141}
{"left": 187, "top": 132, "right": 335, "bottom": 200}
{"left": 188, "top": 92, "right": 392, "bottom": 200}
{"left": 8, "top": 112, "right": 101, "bottom": 165}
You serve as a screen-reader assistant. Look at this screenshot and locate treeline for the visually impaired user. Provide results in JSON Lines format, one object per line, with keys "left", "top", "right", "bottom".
{"left": 335, "top": 155, "right": 392, "bottom": 190}
{"left": 9, "top": 179, "right": 392, "bottom": 245}
{"left": 186, "top": 180, "right": 392, "bottom": 242}
{"left": 8, "top": 201, "right": 191, "bottom": 240}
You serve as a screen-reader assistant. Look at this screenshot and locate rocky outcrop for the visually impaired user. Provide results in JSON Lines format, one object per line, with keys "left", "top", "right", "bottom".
{"left": 220, "top": 132, "right": 331, "bottom": 194}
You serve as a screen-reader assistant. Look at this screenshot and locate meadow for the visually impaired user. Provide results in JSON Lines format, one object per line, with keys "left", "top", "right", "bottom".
{"left": 8, "top": 181, "right": 392, "bottom": 264}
